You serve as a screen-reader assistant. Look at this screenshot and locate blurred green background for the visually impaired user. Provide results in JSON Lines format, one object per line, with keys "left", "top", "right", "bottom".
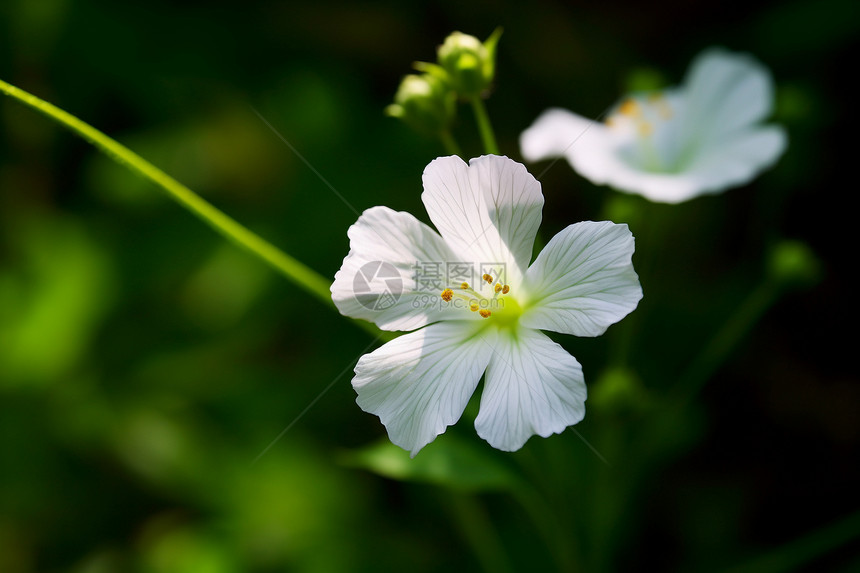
{"left": 1, "top": 0, "right": 858, "bottom": 571}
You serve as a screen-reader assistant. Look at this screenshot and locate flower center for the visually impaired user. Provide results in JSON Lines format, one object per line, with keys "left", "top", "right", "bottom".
{"left": 605, "top": 92, "right": 685, "bottom": 173}
{"left": 439, "top": 273, "right": 518, "bottom": 322}
{"left": 606, "top": 93, "right": 673, "bottom": 136}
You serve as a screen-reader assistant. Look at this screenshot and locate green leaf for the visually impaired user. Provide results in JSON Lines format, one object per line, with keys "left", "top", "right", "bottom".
{"left": 339, "top": 436, "right": 523, "bottom": 492}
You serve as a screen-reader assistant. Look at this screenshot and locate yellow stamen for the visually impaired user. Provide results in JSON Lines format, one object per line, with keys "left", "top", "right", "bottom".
{"left": 638, "top": 121, "right": 653, "bottom": 137}
{"left": 618, "top": 98, "right": 641, "bottom": 117}
{"left": 441, "top": 288, "right": 453, "bottom": 302}
{"left": 482, "top": 273, "right": 493, "bottom": 284}
{"left": 469, "top": 301, "right": 479, "bottom": 312}
{"left": 460, "top": 282, "right": 470, "bottom": 289}
{"left": 502, "top": 285, "right": 510, "bottom": 294}
{"left": 494, "top": 283, "right": 502, "bottom": 293}
{"left": 479, "top": 309, "right": 491, "bottom": 318}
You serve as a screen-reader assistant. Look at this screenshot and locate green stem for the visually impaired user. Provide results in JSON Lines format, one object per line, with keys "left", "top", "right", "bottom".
{"left": 0, "top": 77, "right": 384, "bottom": 338}
{"left": 439, "top": 129, "right": 462, "bottom": 157}
{"left": 447, "top": 492, "right": 515, "bottom": 573}
{"left": 470, "top": 97, "right": 500, "bottom": 155}
{"left": 514, "top": 487, "right": 579, "bottom": 572}
{"left": 674, "top": 278, "right": 779, "bottom": 403}
{"left": 722, "top": 509, "right": 860, "bottom": 573}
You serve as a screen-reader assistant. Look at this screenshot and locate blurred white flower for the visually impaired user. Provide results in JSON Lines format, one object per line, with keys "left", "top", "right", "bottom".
{"left": 520, "top": 48, "right": 787, "bottom": 203}
{"left": 331, "top": 155, "right": 642, "bottom": 456}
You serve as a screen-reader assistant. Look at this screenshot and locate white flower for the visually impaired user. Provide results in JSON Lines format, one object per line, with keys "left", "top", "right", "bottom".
{"left": 520, "top": 48, "right": 788, "bottom": 204}
{"left": 331, "top": 155, "right": 642, "bottom": 456}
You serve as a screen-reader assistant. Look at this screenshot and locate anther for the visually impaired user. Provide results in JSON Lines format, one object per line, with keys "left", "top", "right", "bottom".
{"left": 470, "top": 301, "right": 479, "bottom": 312}
{"left": 494, "top": 283, "right": 502, "bottom": 293}
{"left": 618, "top": 98, "right": 641, "bottom": 117}
{"left": 479, "top": 309, "right": 491, "bottom": 318}
{"left": 460, "top": 282, "right": 470, "bottom": 289}
{"left": 502, "top": 285, "right": 510, "bottom": 294}
{"left": 441, "top": 288, "right": 453, "bottom": 302}
{"left": 482, "top": 273, "right": 493, "bottom": 284}
{"left": 638, "top": 121, "right": 653, "bottom": 137}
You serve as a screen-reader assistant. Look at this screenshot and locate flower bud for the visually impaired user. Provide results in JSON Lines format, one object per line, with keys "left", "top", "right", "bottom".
{"left": 436, "top": 29, "right": 501, "bottom": 99}
{"left": 767, "top": 240, "right": 822, "bottom": 290}
{"left": 590, "top": 367, "right": 651, "bottom": 413}
{"left": 385, "top": 73, "right": 455, "bottom": 135}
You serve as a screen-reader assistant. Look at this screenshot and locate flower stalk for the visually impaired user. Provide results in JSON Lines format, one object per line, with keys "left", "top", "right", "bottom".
{"left": 470, "top": 97, "right": 500, "bottom": 155}
{"left": 0, "top": 77, "right": 384, "bottom": 337}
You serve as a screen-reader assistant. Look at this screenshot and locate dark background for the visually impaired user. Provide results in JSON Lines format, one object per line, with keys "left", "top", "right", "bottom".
{"left": 1, "top": 1, "right": 857, "bottom": 571}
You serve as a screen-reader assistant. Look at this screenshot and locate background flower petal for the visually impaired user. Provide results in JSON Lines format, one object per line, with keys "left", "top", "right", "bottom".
{"left": 520, "top": 109, "right": 671, "bottom": 200}
{"left": 683, "top": 125, "right": 788, "bottom": 196}
{"left": 519, "top": 108, "right": 610, "bottom": 165}
{"left": 353, "top": 321, "right": 496, "bottom": 457}
{"left": 475, "top": 328, "right": 585, "bottom": 451}
{"left": 421, "top": 155, "right": 543, "bottom": 282}
{"left": 519, "top": 51, "right": 785, "bottom": 204}
{"left": 682, "top": 47, "right": 776, "bottom": 141}
{"left": 520, "top": 221, "right": 642, "bottom": 336}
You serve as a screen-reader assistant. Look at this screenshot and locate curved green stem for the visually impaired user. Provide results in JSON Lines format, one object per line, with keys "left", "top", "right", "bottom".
{"left": 674, "top": 278, "right": 779, "bottom": 404}
{"left": 514, "top": 487, "right": 579, "bottom": 572}
{"left": 0, "top": 77, "right": 383, "bottom": 338}
{"left": 722, "top": 509, "right": 860, "bottom": 573}
{"left": 447, "top": 492, "right": 514, "bottom": 573}
{"left": 470, "top": 97, "right": 499, "bottom": 155}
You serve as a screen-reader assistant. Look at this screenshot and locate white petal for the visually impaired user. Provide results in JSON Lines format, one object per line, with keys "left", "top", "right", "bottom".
{"left": 683, "top": 125, "right": 788, "bottom": 196}
{"left": 475, "top": 328, "right": 585, "bottom": 451}
{"left": 353, "top": 321, "right": 496, "bottom": 456}
{"left": 332, "top": 206, "right": 471, "bottom": 331}
{"left": 557, "top": 123, "right": 786, "bottom": 204}
{"left": 421, "top": 155, "right": 543, "bottom": 283}
{"left": 601, "top": 168, "right": 708, "bottom": 204}
{"left": 520, "top": 221, "right": 642, "bottom": 337}
{"left": 519, "top": 108, "right": 611, "bottom": 164}
{"left": 682, "top": 47, "right": 775, "bottom": 140}
{"left": 585, "top": 160, "right": 738, "bottom": 204}
{"left": 521, "top": 108, "right": 659, "bottom": 198}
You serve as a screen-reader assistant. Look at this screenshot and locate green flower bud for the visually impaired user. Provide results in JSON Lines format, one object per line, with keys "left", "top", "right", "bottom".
{"left": 624, "top": 67, "right": 667, "bottom": 94}
{"left": 767, "top": 240, "right": 822, "bottom": 289}
{"left": 436, "top": 29, "right": 501, "bottom": 99}
{"left": 590, "top": 367, "right": 652, "bottom": 413}
{"left": 385, "top": 73, "right": 455, "bottom": 135}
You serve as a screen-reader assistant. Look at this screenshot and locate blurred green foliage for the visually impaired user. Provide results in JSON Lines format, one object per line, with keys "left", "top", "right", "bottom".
{"left": 1, "top": 0, "right": 858, "bottom": 572}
